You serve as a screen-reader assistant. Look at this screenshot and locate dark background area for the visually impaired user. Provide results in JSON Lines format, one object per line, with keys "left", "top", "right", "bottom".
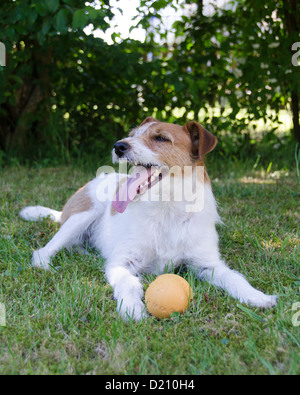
{"left": 0, "top": 0, "right": 299, "bottom": 169}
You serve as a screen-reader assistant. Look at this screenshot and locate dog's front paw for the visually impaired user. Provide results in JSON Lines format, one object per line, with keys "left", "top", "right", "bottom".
{"left": 243, "top": 291, "right": 278, "bottom": 309}
{"left": 32, "top": 249, "right": 51, "bottom": 270}
{"left": 118, "top": 298, "right": 148, "bottom": 321}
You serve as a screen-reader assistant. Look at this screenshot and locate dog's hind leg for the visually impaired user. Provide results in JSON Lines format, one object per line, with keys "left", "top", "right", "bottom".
{"left": 32, "top": 210, "right": 95, "bottom": 270}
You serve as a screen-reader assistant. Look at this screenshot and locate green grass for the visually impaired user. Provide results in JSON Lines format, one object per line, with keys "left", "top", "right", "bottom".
{"left": 0, "top": 159, "right": 299, "bottom": 375}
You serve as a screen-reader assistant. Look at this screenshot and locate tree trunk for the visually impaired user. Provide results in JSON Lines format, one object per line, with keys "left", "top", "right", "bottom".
{"left": 0, "top": 41, "right": 52, "bottom": 153}
{"left": 11, "top": 84, "right": 44, "bottom": 150}
{"left": 291, "top": 91, "right": 300, "bottom": 143}
{"left": 197, "top": 0, "right": 203, "bottom": 17}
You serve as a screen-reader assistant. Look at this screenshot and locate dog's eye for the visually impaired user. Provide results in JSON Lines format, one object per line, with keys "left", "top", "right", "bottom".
{"left": 154, "top": 135, "right": 171, "bottom": 142}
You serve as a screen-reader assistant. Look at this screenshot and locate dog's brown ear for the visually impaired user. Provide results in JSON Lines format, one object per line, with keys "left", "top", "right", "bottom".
{"left": 140, "top": 116, "right": 159, "bottom": 127}
{"left": 185, "top": 121, "right": 217, "bottom": 159}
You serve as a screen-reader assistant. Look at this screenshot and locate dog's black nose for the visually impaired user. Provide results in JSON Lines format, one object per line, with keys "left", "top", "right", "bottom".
{"left": 114, "top": 141, "right": 130, "bottom": 157}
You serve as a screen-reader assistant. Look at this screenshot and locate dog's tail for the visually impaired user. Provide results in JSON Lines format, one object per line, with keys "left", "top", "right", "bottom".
{"left": 19, "top": 206, "right": 62, "bottom": 223}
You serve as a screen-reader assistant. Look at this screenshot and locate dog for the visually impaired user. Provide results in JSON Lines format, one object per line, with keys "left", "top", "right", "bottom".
{"left": 20, "top": 117, "right": 277, "bottom": 320}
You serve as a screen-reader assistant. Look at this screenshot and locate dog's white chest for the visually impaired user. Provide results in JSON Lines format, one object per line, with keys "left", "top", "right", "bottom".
{"left": 93, "top": 200, "right": 196, "bottom": 272}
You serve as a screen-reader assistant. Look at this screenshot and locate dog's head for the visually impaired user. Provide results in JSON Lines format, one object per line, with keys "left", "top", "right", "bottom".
{"left": 113, "top": 117, "right": 217, "bottom": 167}
{"left": 112, "top": 117, "right": 217, "bottom": 212}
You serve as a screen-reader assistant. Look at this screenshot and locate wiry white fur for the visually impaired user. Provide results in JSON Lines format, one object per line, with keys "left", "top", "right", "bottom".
{"left": 20, "top": 124, "right": 277, "bottom": 320}
{"left": 112, "top": 136, "right": 161, "bottom": 168}
{"left": 30, "top": 210, "right": 97, "bottom": 270}
{"left": 132, "top": 122, "right": 156, "bottom": 136}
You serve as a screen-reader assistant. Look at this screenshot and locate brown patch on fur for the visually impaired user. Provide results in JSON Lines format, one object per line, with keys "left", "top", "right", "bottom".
{"left": 61, "top": 183, "right": 92, "bottom": 225}
{"left": 140, "top": 116, "right": 159, "bottom": 126}
{"left": 141, "top": 123, "right": 195, "bottom": 168}
{"left": 124, "top": 119, "right": 215, "bottom": 184}
{"left": 184, "top": 121, "right": 217, "bottom": 159}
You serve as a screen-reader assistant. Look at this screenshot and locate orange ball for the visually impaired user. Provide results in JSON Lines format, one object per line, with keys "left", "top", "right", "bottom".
{"left": 145, "top": 274, "right": 193, "bottom": 319}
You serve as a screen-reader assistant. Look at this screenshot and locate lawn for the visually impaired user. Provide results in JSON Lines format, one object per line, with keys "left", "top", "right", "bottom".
{"left": 0, "top": 158, "right": 299, "bottom": 375}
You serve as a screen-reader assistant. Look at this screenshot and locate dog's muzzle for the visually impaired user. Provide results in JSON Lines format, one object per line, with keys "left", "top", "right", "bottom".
{"left": 114, "top": 141, "right": 130, "bottom": 158}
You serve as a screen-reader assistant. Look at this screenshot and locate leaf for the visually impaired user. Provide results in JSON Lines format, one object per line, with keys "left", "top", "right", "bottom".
{"left": 72, "top": 9, "right": 89, "bottom": 30}
{"left": 8, "top": 75, "right": 23, "bottom": 86}
{"left": 237, "top": 304, "right": 265, "bottom": 322}
{"left": 46, "top": 0, "right": 59, "bottom": 13}
{"left": 28, "top": 9, "right": 38, "bottom": 24}
{"left": 35, "top": 2, "right": 48, "bottom": 17}
{"left": 85, "top": 6, "right": 98, "bottom": 21}
{"left": 42, "top": 18, "right": 52, "bottom": 36}
{"left": 56, "top": 9, "right": 68, "bottom": 33}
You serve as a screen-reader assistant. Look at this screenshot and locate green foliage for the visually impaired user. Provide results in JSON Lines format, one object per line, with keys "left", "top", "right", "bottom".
{"left": 0, "top": 0, "right": 180, "bottom": 161}
{"left": 0, "top": 0, "right": 117, "bottom": 157}
{"left": 137, "top": 0, "right": 300, "bottom": 141}
{"left": 0, "top": 0, "right": 299, "bottom": 163}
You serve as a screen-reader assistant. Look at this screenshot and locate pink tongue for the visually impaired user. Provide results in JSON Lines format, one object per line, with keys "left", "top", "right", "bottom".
{"left": 112, "top": 166, "right": 154, "bottom": 213}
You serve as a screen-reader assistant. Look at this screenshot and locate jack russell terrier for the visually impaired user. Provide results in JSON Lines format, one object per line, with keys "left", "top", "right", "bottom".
{"left": 20, "top": 117, "right": 277, "bottom": 320}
